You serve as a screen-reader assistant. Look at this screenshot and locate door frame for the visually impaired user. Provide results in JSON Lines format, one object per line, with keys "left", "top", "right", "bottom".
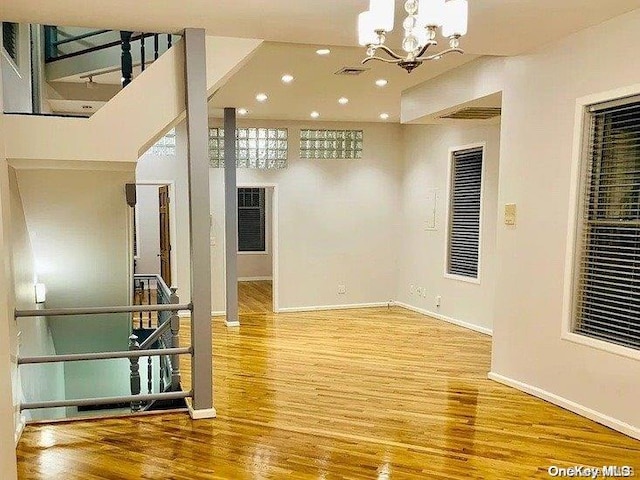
{"left": 237, "top": 182, "right": 279, "bottom": 313}
{"left": 135, "top": 181, "right": 178, "bottom": 289}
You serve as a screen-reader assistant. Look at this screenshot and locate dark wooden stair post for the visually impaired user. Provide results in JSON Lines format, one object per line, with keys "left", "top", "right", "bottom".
{"left": 120, "top": 31, "right": 133, "bottom": 87}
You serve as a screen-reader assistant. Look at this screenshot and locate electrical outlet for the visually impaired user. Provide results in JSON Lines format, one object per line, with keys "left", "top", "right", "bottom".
{"left": 421, "top": 287, "right": 427, "bottom": 298}
{"left": 416, "top": 287, "right": 423, "bottom": 296}
{"left": 436, "top": 295, "right": 442, "bottom": 308}
{"left": 338, "top": 284, "right": 346, "bottom": 295}
{"left": 410, "top": 284, "right": 415, "bottom": 295}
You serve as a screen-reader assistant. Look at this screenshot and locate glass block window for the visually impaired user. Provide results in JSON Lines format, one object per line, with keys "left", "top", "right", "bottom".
{"left": 209, "top": 128, "right": 288, "bottom": 169}
{"left": 300, "top": 129, "right": 363, "bottom": 159}
{"left": 147, "top": 130, "right": 176, "bottom": 156}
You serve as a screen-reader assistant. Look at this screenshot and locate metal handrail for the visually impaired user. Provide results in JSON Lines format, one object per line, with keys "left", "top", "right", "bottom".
{"left": 47, "top": 32, "right": 156, "bottom": 63}
{"left": 18, "top": 347, "right": 191, "bottom": 365}
{"left": 53, "top": 29, "right": 111, "bottom": 46}
{"left": 134, "top": 273, "right": 172, "bottom": 297}
{"left": 15, "top": 303, "right": 192, "bottom": 318}
{"left": 22, "top": 390, "right": 191, "bottom": 411}
{"left": 139, "top": 320, "right": 172, "bottom": 350}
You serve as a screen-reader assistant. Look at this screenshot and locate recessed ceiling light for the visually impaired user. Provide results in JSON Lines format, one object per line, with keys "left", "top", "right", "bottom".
{"left": 256, "top": 93, "right": 268, "bottom": 102}
{"left": 281, "top": 74, "right": 294, "bottom": 84}
{"left": 379, "top": 113, "right": 390, "bottom": 120}
{"left": 316, "top": 48, "right": 331, "bottom": 56}
{"left": 310, "top": 111, "right": 320, "bottom": 119}
{"left": 238, "top": 108, "right": 249, "bottom": 116}
{"left": 375, "top": 79, "right": 388, "bottom": 87}
{"left": 338, "top": 97, "right": 349, "bottom": 105}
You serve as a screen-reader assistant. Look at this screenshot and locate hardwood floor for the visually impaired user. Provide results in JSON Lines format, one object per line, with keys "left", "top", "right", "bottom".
{"left": 17, "top": 307, "right": 640, "bottom": 479}
{"left": 238, "top": 280, "right": 272, "bottom": 314}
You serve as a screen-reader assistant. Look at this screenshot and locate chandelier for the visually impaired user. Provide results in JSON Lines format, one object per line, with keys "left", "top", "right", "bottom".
{"left": 358, "top": 0, "right": 468, "bottom": 73}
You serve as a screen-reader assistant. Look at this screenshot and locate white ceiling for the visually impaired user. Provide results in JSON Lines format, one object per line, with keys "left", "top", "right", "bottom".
{"left": 4, "top": 0, "right": 640, "bottom": 54}
{"left": 15, "top": 0, "right": 639, "bottom": 122}
{"left": 209, "top": 42, "right": 479, "bottom": 123}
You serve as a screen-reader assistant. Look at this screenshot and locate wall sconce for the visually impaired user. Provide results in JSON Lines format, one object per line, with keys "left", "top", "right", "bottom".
{"left": 34, "top": 283, "right": 46, "bottom": 304}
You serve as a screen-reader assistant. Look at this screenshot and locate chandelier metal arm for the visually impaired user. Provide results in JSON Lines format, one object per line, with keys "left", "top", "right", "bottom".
{"left": 362, "top": 55, "right": 402, "bottom": 65}
{"left": 369, "top": 43, "right": 405, "bottom": 61}
{"left": 414, "top": 40, "right": 438, "bottom": 60}
{"left": 415, "top": 47, "right": 464, "bottom": 62}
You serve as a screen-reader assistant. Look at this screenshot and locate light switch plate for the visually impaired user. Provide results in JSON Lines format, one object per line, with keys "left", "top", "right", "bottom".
{"left": 505, "top": 203, "right": 517, "bottom": 226}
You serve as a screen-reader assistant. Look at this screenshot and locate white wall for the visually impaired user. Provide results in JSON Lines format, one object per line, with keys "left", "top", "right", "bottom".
{"left": 16, "top": 167, "right": 135, "bottom": 407}
{"left": 135, "top": 184, "right": 162, "bottom": 276}
{"left": 492, "top": 9, "right": 640, "bottom": 434}
{"left": 403, "top": 8, "right": 640, "bottom": 435}
{"left": 0, "top": 51, "right": 19, "bottom": 480}
{"left": 237, "top": 188, "right": 273, "bottom": 280}
{"left": 136, "top": 130, "right": 188, "bottom": 296}
{"left": 396, "top": 123, "right": 500, "bottom": 334}
{"left": 1, "top": 23, "right": 32, "bottom": 113}
{"left": 8, "top": 168, "right": 65, "bottom": 422}
{"left": 138, "top": 119, "right": 403, "bottom": 311}
{"left": 210, "top": 119, "right": 402, "bottom": 311}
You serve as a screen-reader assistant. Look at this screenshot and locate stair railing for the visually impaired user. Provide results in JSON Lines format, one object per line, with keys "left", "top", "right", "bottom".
{"left": 15, "top": 302, "right": 192, "bottom": 412}
{"left": 132, "top": 274, "right": 182, "bottom": 412}
{"left": 44, "top": 26, "right": 177, "bottom": 88}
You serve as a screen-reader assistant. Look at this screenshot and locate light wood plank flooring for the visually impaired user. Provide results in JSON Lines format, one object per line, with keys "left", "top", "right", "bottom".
{"left": 17, "top": 307, "right": 640, "bottom": 479}
{"left": 238, "top": 280, "right": 272, "bottom": 314}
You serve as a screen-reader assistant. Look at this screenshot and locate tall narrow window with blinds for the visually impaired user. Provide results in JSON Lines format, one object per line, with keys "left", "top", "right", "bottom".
{"left": 447, "top": 147, "right": 483, "bottom": 279}
{"left": 2, "top": 23, "right": 18, "bottom": 64}
{"left": 238, "top": 188, "right": 266, "bottom": 253}
{"left": 573, "top": 96, "right": 640, "bottom": 350}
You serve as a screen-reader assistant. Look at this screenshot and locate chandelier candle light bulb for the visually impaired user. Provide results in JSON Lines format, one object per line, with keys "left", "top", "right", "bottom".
{"left": 442, "top": 0, "right": 468, "bottom": 37}
{"left": 358, "top": 0, "right": 468, "bottom": 73}
{"left": 369, "top": 0, "right": 395, "bottom": 32}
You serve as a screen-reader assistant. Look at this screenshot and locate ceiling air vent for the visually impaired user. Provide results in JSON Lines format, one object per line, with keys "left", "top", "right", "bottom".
{"left": 441, "top": 107, "right": 502, "bottom": 120}
{"left": 335, "top": 67, "right": 369, "bottom": 76}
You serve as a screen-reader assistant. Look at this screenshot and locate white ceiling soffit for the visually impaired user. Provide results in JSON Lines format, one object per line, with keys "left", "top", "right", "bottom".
{"left": 409, "top": 92, "right": 503, "bottom": 125}
{"left": 209, "top": 42, "right": 479, "bottom": 123}
{"left": 3, "top": 0, "right": 640, "bottom": 56}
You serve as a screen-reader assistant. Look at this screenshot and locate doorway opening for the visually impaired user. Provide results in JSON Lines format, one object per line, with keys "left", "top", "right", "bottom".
{"left": 237, "top": 185, "right": 277, "bottom": 314}
{"left": 133, "top": 182, "right": 176, "bottom": 288}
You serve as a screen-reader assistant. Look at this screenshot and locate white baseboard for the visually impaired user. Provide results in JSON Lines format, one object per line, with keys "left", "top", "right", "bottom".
{"left": 278, "top": 302, "right": 390, "bottom": 313}
{"left": 188, "top": 405, "right": 217, "bottom": 420}
{"left": 225, "top": 320, "right": 240, "bottom": 327}
{"left": 488, "top": 372, "right": 640, "bottom": 440}
{"left": 394, "top": 301, "right": 492, "bottom": 336}
{"left": 15, "top": 414, "right": 25, "bottom": 445}
{"left": 238, "top": 276, "right": 273, "bottom": 282}
{"left": 179, "top": 311, "right": 226, "bottom": 317}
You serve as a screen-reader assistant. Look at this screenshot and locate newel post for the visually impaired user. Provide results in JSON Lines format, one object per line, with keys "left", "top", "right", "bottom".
{"left": 120, "top": 31, "right": 133, "bottom": 87}
{"left": 170, "top": 288, "right": 181, "bottom": 391}
{"left": 129, "top": 334, "right": 141, "bottom": 412}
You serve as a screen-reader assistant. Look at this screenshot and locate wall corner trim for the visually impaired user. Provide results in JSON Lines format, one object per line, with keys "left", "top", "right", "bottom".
{"left": 488, "top": 372, "right": 640, "bottom": 441}
{"left": 394, "top": 301, "right": 493, "bottom": 336}
{"left": 14, "top": 414, "right": 26, "bottom": 445}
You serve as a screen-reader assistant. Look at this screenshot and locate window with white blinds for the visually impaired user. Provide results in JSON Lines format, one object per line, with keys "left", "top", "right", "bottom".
{"left": 573, "top": 96, "right": 640, "bottom": 350}
{"left": 238, "top": 188, "right": 266, "bottom": 252}
{"left": 447, "top": 147, "right": 483, "bottom": 279}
